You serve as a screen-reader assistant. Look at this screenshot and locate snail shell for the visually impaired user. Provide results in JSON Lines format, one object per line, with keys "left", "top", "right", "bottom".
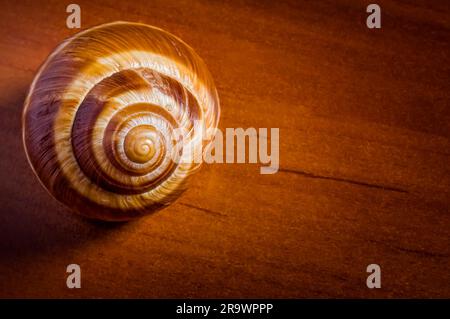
{"left": 22, "top": 22, "right": 220, "bottom": 221}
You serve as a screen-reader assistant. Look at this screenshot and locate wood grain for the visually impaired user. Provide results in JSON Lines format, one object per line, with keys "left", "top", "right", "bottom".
{"left": 0, "top": 0, "right": 449, "bottom": 298}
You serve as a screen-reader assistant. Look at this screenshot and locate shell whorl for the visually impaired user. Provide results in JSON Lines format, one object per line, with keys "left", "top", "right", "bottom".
{"left": 22, "top": 22, "right": 220, "bottom": 221}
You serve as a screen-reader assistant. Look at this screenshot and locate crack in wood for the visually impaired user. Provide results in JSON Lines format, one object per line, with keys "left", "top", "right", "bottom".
{"left": 367, "top": 239, "right": 449, "bottom": 259}
{"left": 179, "top": 203, "right": 228, "bottom": 217}
{"left": 279, "top": 168, "right": 409, "bottom": 194}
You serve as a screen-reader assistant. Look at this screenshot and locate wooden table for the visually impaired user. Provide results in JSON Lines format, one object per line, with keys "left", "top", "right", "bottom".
{"left": 0, "top": 0, "right": 449, "bottom": 298}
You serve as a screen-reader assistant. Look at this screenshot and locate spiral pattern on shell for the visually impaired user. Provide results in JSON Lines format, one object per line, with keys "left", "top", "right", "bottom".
{"left": 22, "top": 22, "right": 220, "bottom": 221}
